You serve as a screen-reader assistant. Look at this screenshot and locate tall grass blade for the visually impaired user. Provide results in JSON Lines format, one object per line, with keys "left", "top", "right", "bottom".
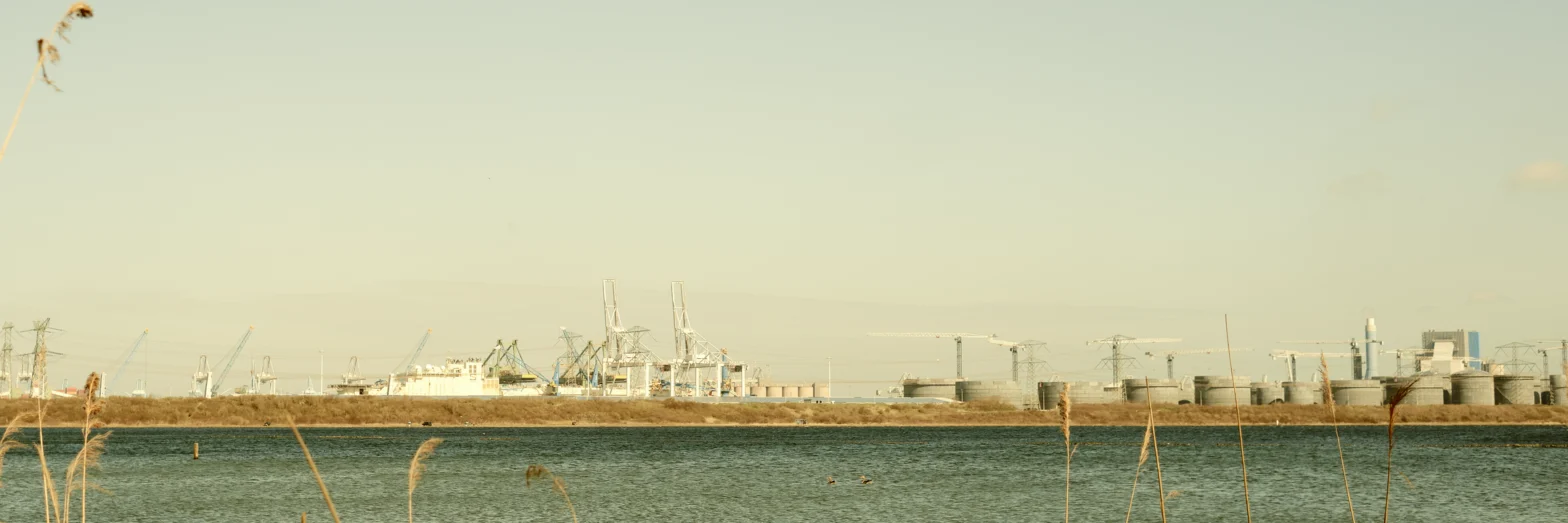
{"left": 1123, "top": 387, "right": 1155, "bottom": 523}
{"left": 1223, "top": 314, "right": 1254, "bottom": 523}
{"left": 0, "top": 2, "right": 96, "bottom": 167}
{"left": 1322, "top": 354, "right": 1357, "bottom": 522}
{"left": 1146, "top": 378, "right": 1169, "bottom": 523}
{"left": 288, "top": 417, "right": 342, "bottom": 523}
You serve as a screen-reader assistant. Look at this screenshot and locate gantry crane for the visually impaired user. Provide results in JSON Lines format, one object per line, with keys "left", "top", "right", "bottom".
{"left": 107, "top": 329, "right": 149, "bottom": 396}
{"left": 1270, "top": 350, "right": 1355, "bottom": 382}
{"left": 1146, "top": 347, "right": 1250, "bottom": 380}
{"left": 206, "top": 327, "right": 254, "bottom": 398}
{"left": 1379, "top": 347, "right": 1425, "bottom": 377}
{"left": 391, "top": 329, "right": 433, "bottom": 375}
{"left": 1280, "top": 339, "right": 1368, "bottom": 379}
{"left": 1088, "top": 335, "right": 1180, "bottom": 383}
{"left": 986, "top": 337, "right": 1047, "bottom": 384}
{"left": 869, "top": 332, "right": 992, "bottom": 380}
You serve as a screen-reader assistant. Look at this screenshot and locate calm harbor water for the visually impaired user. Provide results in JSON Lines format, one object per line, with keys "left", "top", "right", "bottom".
{"left": 0, "top": 424, "right": 1562, "bottom": 522}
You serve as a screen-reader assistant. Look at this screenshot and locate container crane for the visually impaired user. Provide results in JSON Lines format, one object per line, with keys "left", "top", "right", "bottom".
{"left": 1146, "top": 347, "right": 1250, "bottom": 380}
{"left": 1280, "top": 339, "right": 1368, "bottom": 379}
{"left": 391, "top": 329, "right": 433, "bottom": 375}
{"left": 206, "top": 327, "right": 254, "bottom": 398}
{"left": 1270, "top": 350, "right": 1355, "bottom": 382}
{"left": 106, "top": 329, "right": 148, "bottom": 396}
{"left": 869, "top": 332, "right": 992, "bottom": 380}
{"left": 1088, "top": 335, "right": 1180, "bottom": 383}
{"left": 1378, "top": 347, "right": 1425, "bottom": 377}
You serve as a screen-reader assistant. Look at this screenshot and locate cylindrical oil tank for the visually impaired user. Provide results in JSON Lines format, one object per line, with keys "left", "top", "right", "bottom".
{"left": 1451, "top": 370, "right": 1495, "bottom": 405}
{"left": 1067, "top": 382, "right": 1110, "bottom": 404}
{"left": 1376, "top": 377, "right": 1399, "bottom": 404}
{"left": 1283, "top": 381, "right": 1321, "bottom": 405}
{"left": 798, "top": 385, "right": 815, "bottom": 398}
{"left": 1039, "top": 382, "right": 1067, "bottom": 409}
{"left": 1550, "top": 375, "right": 1567, "bottom": 406}
{"left": 1331, "top": 380, "right": 1382, "bottom": 406}
{"left": 1494, "top": 375, "right": 1536, "bottom": 405}
{"left": 1102, "top": 385, "right": 1125, "bottom": 403}
{"left": 782, "top": 385, "right": 800, "bottom": 398}
{"left": 903, "top": 378, "right": 959, "bottom": 400}
{"left": 1179, "top": 386, "right": 1197, "bottom": 404}
{"left": 814, "top": 383, "right": 831, "bottom": 399}
{"left": 1125, "top": 379, "right": 1182, "bottom": 405}
{"left": 957, "top": 380, "right": 1023, "bottom": 407}
{"left": 1203, "top": 377, "right": 1252, "bottom": 406}
{"left": 1193, "top": 376, "right": 1217, "bottom": 404}
{"left": 1251, "top": 383, "right": 1284, "bottom": 405}
{"left": 1399, "top": 374, "right": 1448, "bottom": 406}
{"left": 765, "top": 385, "right": 782, "bottom": 398}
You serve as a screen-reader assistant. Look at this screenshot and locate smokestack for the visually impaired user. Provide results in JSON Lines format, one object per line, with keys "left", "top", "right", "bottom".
{"left": 1365, "top": 318, "right": 1379, "bottom": 377}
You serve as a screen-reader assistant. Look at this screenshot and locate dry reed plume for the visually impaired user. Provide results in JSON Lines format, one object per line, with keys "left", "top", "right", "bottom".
{"left": 1058, "top": 383, "right": 1073, "bottom": 523}
{"left": 1222, "top": 314, "right": 1254, "bottom": 523}
{"left": 0, "top": 414, "right": 27, "bottom": 487}
{"left": 1122, "top": 388, "right": 1155, "bottom": 523}
{"left": 0, "top": 2, "right": 96, "bottom": 167}
{"left": 64, "top": 372, "right": 109, "bottom": 523}
{"left": 526, "top": 465, "right": 580, "bottom": 523}
{"left": 1323, "top": 355, "right": 1357, "bottom": 522}
{"left": 1383, "top": 381, "right": 1416, "bottom": 523}
{"left": 407, "top": 437, "right": 443, "bottom": 523}
{"left": 289, "top": 416, "right": 342, "bottom": 523}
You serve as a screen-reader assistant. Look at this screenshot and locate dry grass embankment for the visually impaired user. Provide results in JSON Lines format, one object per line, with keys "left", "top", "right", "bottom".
{"left": 1, "top": 397, "right": 1565, "bottom": 427}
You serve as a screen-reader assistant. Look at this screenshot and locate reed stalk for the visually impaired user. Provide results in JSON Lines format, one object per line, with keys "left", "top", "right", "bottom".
{"left": 1383, "top": 381, "right": 1416, "bottom": 523}
{"left": 525, "top": 465, "right": 579, "bottom": 523}
{"left": 0, "top": 2, "right": 95, "bottom": 167}
{"left": 1322, "top": 355, "right": 1357, "bottom": 523}
{"left": 1223, "top": 314, "right": 1253, "bottom": 523}
{"left": 0, "top": 414, "right": 28, "bottom": 487}
{"left": 1058, "top": 383, "right": 1073, "bottom": 523}
{"left": 1147, "top": 378, "right": 1168, "bottom": 523}
{"left": 288, "top": 417, "right": 342, "bottom": 523}
{"left": 407, "top": 438, "right": 443, "bottom": 523}
{"left": 65, "top": 372, "right": 107, "bottom": 523}
{"left": 1123, "top": 392, "right": 1154, "bottom": 523}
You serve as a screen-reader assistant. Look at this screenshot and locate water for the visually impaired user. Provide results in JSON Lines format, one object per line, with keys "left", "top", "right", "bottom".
{"left": 0, "top": 424, "right": 1563, "bottom": 522}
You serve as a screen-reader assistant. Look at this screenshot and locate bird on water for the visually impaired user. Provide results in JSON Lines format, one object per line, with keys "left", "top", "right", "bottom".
{"left": 827, "top": 476, "right": 837, "bottom": 486}
{"left": 859, "top": 475, "right": 872, "bottom": 485}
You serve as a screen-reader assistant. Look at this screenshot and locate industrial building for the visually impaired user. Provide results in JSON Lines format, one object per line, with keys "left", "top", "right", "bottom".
{"left": 1420, "top": 329, "right": 1482, "bottom": 373}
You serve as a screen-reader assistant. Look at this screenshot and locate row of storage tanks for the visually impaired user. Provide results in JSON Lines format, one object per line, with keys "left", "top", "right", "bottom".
{"left": 897, "top": 372, "right": 1568, "bottom": 408}
{"left": 1036, "top": 372, "right": 1568, "bottom": 407}
{"left": 749, "top": 384, "right": 832, "bottom": 398}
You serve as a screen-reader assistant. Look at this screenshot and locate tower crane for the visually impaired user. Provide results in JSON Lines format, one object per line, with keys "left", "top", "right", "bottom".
{"left": 107, "top": 329, "right": 149, "bottom": 396}
{"left": 986, "top": 338, "right": 1047, "bottom": 384}
{"left": 392, "top": 329, "right": 433, "bottom": 375}
{"left": 1270, "top": 350, "right": 1355, "bottom": 382}
{"left": 1088, "top": 335, "right": 1180, "bottom": 383}
{"left": 1280, "top": 339, "right": 1368, "bottom": 379}
{"left": 1378, "top": 347, "right": 1425, "bottom": 377}
{"left": 1145, "top": 348, "right": 1250, "bottom": 380}
{"left": 869, "top": 332, "right": 992, "bottom": 380}
{"left": 1533, "top": 339, "right": 1568, "bottom": 377}
{"left": 206, "top": 327, "right": 254, "bottom": 398}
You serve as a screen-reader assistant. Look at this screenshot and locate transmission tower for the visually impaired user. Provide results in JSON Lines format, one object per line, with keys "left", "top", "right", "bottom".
{"left": 1495, "top": 342, "right": 1539, "bottom": 375}
{"left": 24, "top": 319, "right": 61, "bottom": 398}
{"left": 1088, "top": 335, "right": 1179, "bottom": 383}
{"left": 0, "top": 322, "right": 14, "bottom": 399}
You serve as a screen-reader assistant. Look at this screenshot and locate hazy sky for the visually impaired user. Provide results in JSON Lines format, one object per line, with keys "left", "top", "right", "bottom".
{"left": 1, "top": 2, "right": 1565, "bottom": 395}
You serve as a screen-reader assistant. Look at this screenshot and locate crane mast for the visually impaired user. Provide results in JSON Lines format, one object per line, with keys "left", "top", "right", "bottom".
{"left": 869, "top": 332, "right": 991, "bottom": 380}
{"left": 107, "top": 329, "right": 149, "bottom": 396}
{"left": 207, "top": 327, "right": 254, "bottom": 398}
{"left": 393, "top": 329, "right": 433, "bottom": 375}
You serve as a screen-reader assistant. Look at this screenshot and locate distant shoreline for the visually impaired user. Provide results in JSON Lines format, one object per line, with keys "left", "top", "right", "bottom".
{"left": 4, "top": 396, "right": 1564, "bottom": 428}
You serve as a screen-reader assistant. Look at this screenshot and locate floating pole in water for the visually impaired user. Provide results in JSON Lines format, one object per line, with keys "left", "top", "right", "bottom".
{"left": 193, "top": 442, "right": 200, "bottom": 460}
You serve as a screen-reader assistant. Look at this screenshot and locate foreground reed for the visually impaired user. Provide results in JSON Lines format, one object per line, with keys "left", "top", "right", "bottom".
{"left": 408, "top": 438, "right": 443, "bottom": 523}
{"left": 1322, "top": 355, "right": 1357, "bottom": 522}
{"left": 1222, "top": 315, "right": 1254, "bottom": 523}
{"left": 1383, "top": 381, "right": 1416, "bottom": 522}
{"left": 1058, "top": 383, "right": 1073, "bottom": 523}
{"left": 1122, "top": 379, "right": 1156, "bottom": 523}
{"left": 526, "top": 465, "right": 580, "bottom": 523}
{"left": 0, "top": 1, "right": 95, "bottom": 167}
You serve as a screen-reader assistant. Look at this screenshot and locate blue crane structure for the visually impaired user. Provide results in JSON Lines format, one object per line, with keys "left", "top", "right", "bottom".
{"left": 107, "top": 329, "right": 149, "bottom": 396}
{"left": 207, "top": 327, "right": 254, "bottom": 397}
{"left": 391, "top": 329, "right": 433, "bottom": 375}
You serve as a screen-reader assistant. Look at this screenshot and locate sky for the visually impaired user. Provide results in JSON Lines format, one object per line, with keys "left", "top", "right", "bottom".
{"left": 0, "top": 1, "right": 1565, "bottom": 396}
